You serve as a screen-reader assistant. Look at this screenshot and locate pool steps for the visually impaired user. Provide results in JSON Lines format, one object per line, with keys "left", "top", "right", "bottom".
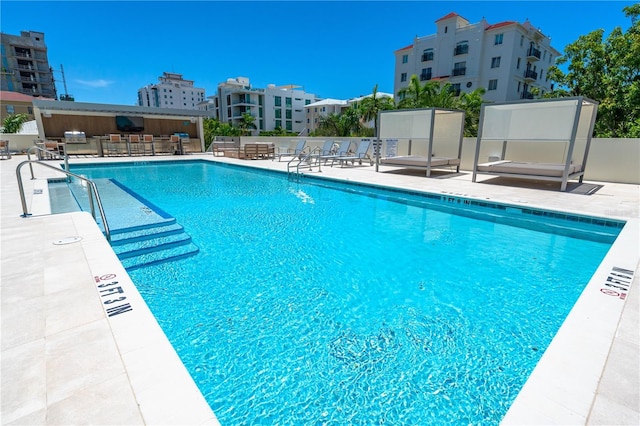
{"left": 49, "top": 178, "right": 199, "bottom": 270}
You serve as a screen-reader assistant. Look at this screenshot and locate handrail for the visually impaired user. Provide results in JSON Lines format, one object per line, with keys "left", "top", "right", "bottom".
{"left": 287, "top": 146, "right": 322, "bottom": 175}
{"left": 16, "top": 160, "right": 111, "bottom": 242}
{"left": 26, "top": 144, "right": 69, "bottom": 180}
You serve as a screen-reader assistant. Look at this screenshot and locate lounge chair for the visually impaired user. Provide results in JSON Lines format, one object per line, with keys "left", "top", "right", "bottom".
{"left": 0, "top": 140, "right": 10, "bottom": 160}
{"left": 274, "top": 140, "right": 307, "bottom": 162}
{"left": 332, "top": 140, "right": 373, "bottom": 167}
{"left": 106, "top": 134, "right": 125, "bottom": 156}
{"left": 319, "top": 140, "right": 351, "bottom": 164}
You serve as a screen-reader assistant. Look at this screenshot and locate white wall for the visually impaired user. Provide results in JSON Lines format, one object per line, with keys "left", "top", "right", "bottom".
{"left": 242, "top": 136, "right": 640, "bottom": 185}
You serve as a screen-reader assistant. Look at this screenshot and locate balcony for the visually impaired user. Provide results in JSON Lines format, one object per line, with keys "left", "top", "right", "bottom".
{"left": 421, "top": 52, "right": 434, "bottom": 62}
{"left": 454, "top": 45, "right": 469, "bottom": 56}
{"left": 521, "top": 91, "right": 534, "bottom": 100}
{"left": 420, "top": 73, "right": 432, "bottom": 81}
{"left": 524, "top": 69, "right": 538, "bottom": 81}
{"left": 452, "top": 67, "right": 466, "bottom": 77}
{"left": 527, "top": 46, "right": 541, "bottom": 61}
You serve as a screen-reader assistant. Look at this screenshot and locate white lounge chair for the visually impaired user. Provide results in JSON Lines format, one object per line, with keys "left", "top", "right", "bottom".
{"left": 332, "top": 140, "right": 373, "bottom": 167}
{"left": 274, "top": 140, "right": 307, "bottom": 162}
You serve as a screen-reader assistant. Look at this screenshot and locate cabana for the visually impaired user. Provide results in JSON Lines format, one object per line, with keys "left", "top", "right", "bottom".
{"left": 472, "top": 97, "right": 598, "bottom": 191}
{"left": 376, "top": 108, "right": 465, "bottom": 177}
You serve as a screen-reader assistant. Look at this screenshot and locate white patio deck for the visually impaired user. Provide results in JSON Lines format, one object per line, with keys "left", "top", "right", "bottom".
{"left": 1, "top": 153, "right": 637, "bottom": 425}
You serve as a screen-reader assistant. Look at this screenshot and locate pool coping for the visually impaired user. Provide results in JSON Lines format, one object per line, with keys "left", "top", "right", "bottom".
{"left": 2, "top": 154, "right": 637, "bottom": 424}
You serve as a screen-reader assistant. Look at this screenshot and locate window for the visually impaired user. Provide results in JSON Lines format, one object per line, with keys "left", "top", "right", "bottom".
{"left": 28, "top": 106, "right": 33, "bottom": 114}
{"left": 520, "top": 35, "right": 524, "bottom": 46}
{"left": 275, "top": 96, "right": 282, "bottom": 106}
{"left": 286, "top": 110, "right": 292, "bottom": 119}
{"left": 400, "top": 73, "right": 407, "bottom": 82}
{"left": 543, "top": 50, "right": 547, "bottom": 60}
{"left": 549, "top": 55, "right": 553, "bottom": 64}
{"left": 517, "top": 81, "right": 521, "bottom": 92}
{"left": 275, "top": 120, "right": 282, "bottom": 128}
{"left": 540, "top": 69, "right": 544, "bottom": 80}
{"left": 517, "top": 58, "right": 521, "bottom": 69}
{"left": 494, "top": 33, "right": 504, "bottom": 45}
{"left": 453, "top": 61, "right": 466, "bottom": 76}
{"left": 420, "top": 67, "right": 432, "bottom": 81}
{"left": 285, "top": 97, "right": 292, "bottom": 107}
{"left": 422, "top": 48, "right": 434, "bottom": 61}
{"left": 6, "top": 105, "right": 14, "bottom": 114}
{"left": 305, "top": 100, "right": 311, "bottom": 105}
{"left": 450, "top": 83, "right": 461, "bottom": 96}
{"left": 491, "top": 56, "right": 501, "bottom": 68}
{"left": 402, "top": 54, "right": 408, "bottom": 64}
{"left": 286, "top": 121, "right": 292, "bottom": 131}
{"left": 444, "top": 26, "right": 448, "bottom": 34}
{"left": 275, "top": 109, "right": 282, "bottom": 119}
{"left": 455, "top": 41, "right": 469, "bottom": 55}
{"left": 488, "top": 79, "right": 498, "bottom": 91}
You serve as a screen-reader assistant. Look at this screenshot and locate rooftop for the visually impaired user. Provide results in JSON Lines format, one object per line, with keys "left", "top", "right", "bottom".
{"left": 1, "top": 152, "right": 638, "bottom": 424}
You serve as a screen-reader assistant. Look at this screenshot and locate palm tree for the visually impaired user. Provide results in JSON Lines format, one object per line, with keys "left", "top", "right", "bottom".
{"left": 357, "top": 84, "right": 395, "bottom": 139}
{"left": 397, "top": 75, "right": 425, "bottom": 109}
{"left": 237, "top": 113, "right": 257, "bottom": 136}
{"left": 458, "top": 88, "right": 487, "bottom": 137}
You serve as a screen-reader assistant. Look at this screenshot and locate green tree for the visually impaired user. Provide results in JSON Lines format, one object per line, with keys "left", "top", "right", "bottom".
{"left": 547, "top": 4, "right": 640, "bottom": 137}
{"left": 237, "top": 113, "right": 257, "bottom": 136}
{"left": 203, "top": 117, "right": 240, "bottom": 149}
{"left": 315, "top": 109, "right": 362, "bottom": 137}
{"left": 397, "top": 75, "right": 431, "bottom": 108}
{"left": 458, "top": 88, "right": 487, "bottom": 137}
{"left": 1, "top": 113, "right": 29, "bottom": 134}
{"left": 356, "top": 84, "right": 395, "bottom": 138}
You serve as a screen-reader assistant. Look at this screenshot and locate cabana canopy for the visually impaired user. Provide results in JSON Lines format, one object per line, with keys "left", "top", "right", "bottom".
{"left": 376, "top": 108, "right": 465, "bottom": 177}
{"left": 471, "top": 97, "right": 598, "bottom": 191}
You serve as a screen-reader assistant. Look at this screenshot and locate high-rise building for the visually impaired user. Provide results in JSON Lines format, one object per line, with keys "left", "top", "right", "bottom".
{"left": 0, "top": 30, "right": 57, "bottom": 99}
{"left": 137, "top": 72, "right": 206, "bottom": 110}
{"left": 204, "top": 77, "right": 320, "bottom": 135}
{"left": 394, "top": 12, "right": 560, "bottom": 103}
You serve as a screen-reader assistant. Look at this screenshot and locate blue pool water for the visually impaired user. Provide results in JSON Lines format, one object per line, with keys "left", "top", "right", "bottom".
{"left": 70, "top": 160, "right": 621, "bottom": 424}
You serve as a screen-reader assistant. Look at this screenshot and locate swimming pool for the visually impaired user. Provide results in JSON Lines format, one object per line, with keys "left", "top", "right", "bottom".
{"left": 69, "top": 160, "right": 621, "bottom": 424}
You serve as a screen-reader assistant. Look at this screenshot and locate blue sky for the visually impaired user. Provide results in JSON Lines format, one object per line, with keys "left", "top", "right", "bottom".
{"left": 1, "top": 1, "right": 635, "bottom": 105}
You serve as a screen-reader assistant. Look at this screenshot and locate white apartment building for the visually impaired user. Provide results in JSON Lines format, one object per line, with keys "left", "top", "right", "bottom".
{"left": 304, "top": 92, "right": 394, "bottom": 134}
{"left": 137, "top": 72, "right": 205, "bottom": 110}
{"left": 394, "top": 12, "right": 560, "bottom": 103}
{"left": 205, "top": 77, "right": 320, "bottom": 135}
{"left": 304, "top": 99, "right": 348, "bottom": 134}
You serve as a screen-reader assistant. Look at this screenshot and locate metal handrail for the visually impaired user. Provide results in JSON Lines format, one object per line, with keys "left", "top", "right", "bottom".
{"left": 26, "top": 144, "right": 69, "bottom": 180}
{"left": 16, "top": 160, "right": 111, "bottom": 242}
{"left": 287, "top": 146, "right": 322, "bottom": 176}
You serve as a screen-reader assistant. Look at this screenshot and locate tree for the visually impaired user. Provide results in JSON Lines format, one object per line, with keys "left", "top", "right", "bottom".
{"left": 203, "top": 117, "right": 240, "bottom": 149}
{"left": 397, "top": 75, "right": 431, "bottom": 109}
{"left": 237, "top": 113, "right": 257, "bottom": 136}
{"left": 356, "top": 84, "right": 395, "bottom": 138}
{"left": 315, "top": 109, "right": 362, "bottom": 137}
{"left": 546, "top": 4, "right": 640, "bottom": 137}
{"left": 458, "top": 88, "right": 487, "bottom": 137}
{"left": 1, "top": 113, "right": 29, "bottom": 134}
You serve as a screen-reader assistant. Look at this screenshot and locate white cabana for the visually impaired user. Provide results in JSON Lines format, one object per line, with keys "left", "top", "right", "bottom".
{"left": 471, "top": 97, "right": 598, "bottom": 191}
{"left": 376, "top": 108, "right": 465, "bottom": 177}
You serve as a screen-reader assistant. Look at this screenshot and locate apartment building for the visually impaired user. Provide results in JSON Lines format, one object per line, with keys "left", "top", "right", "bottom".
{"left": 137, "top": 72, "right": 206, "bottom": 110}
{"left": 0, "top": 30, "right": 57, "bottom": 99}
{"left": 304, "top": 92, "right": 394, "bottom": 134}
{"left": 394, "top": 12, "right": 560, "bottom": 103}
{"left": 205, "top": 77, "right": 320, "bottom": 135}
